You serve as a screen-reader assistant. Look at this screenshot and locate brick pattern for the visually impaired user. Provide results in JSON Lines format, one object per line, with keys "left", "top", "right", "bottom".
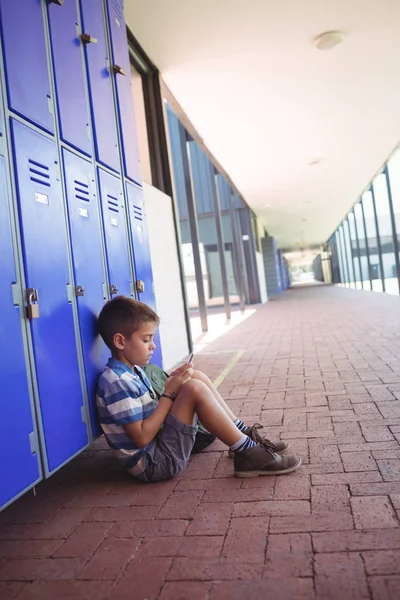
{"left": 1, "top": 286, "right": 400, "bottom": 598}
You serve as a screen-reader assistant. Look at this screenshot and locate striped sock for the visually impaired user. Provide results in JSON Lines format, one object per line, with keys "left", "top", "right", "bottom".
{"left": 234, "top": 418, "right": 248, "bottom": 433}
{"left": 230, "top": 434, "right": 256, "bottom": 453}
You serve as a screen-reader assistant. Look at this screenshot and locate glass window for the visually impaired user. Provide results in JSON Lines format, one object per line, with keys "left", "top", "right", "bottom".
{"left": 337, "top": 225, "right": 350, "bottom": 286}
{"left": 343, "top": 219, "right": 355, "bottom": 288}
{"left": 335, "top": 231, "right": 345, "bottom": 284}
{"left": 362, "top": 191, "right": 382, "bottom": 292}
{"left": 372, "top": 173, "right": 398, "bottom": 295}
{"left": 348, "top": 211, "right": 362, "bottom": 289}
{"left": 354, "top": 202, "right": 371, "bottom": 290}
{"left": 130, "top": 62, "right": 152, "bottom": 184}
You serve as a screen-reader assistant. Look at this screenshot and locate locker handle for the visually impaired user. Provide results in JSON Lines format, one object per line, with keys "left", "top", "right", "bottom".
{"left": 75, "top": 285, "right": 85, "bottom": 297}
{"left": 26, "top": 288, "right": 40, "bottom": 320}
{"left": 136, "top": 280, "right": 145, "bottom": 293}
{"left": 49, "top": 0, "right": 63, "bottom": 5}
{"left": 80, "top": 33, "right": 98, "bottom": 45}
{"left": 109, "top": 284, "right": 119, "bottom": 296}
{"left": 112, "top": 65, "right": 126, "bottom": 76}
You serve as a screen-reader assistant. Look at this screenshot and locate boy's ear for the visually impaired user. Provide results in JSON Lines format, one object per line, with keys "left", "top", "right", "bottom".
{"left": 113, "top": 333, "right": 125, "bottom": 350}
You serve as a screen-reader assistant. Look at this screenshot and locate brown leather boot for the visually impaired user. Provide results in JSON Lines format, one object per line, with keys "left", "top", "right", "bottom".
{"left": 229, "top": 423, "right": 290, "bottom": 458}
{"left": 234, "top": 444, "right": 301, "bottom": 478}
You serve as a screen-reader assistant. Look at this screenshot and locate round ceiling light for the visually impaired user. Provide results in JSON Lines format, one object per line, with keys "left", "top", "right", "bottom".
{"left": 314, "top": 31, "right": 345, "bottom": 51}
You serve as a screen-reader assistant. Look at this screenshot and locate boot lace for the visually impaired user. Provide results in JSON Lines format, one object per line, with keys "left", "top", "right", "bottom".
{"left": 247, "top": 423, "right": 277, "bottom": 451}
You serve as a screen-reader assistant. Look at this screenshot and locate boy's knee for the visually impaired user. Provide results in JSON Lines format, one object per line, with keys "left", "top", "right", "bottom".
{"left": 192, "top": 369, "right": 210, "bottom": 383}
{"left": 183, "top": 378, "right": 208, "bottom": 397}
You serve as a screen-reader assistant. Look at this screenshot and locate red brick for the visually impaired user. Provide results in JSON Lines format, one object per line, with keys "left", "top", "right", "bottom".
{"left": 363, "top": 550, "right": 400, "bottom": 575}
{"left": 136, "top": 536, "right": 224, "bottom": 558}
{"left": 175, "top": 478, "right": 242, "bottom": 492}
{"left": 351, "top": 483, "right": 400, "bottom": 496}
{"left": 313, "top": 529, "right": 400, "bottom": 553}
{"left": 0, "top": 539, "right": 62, "bottom": 559}
{"left": 0, "top": 558, "right": 84, "bottom": 581}
{"left": 13, "top": 580, "right": 113, "bottom": 600}
{"left": 210, "top": 578, "right": 314, "bottom": 600}
{"left": 342, "top": 452, "right": 378, "bottom": 472}
{"left": 265, "top": 533, "right": 312, "bottom": 578}
{"left": 351, "top": 496, "right": 398, "bottom": 529}
{"left": 128, "top": 480, "right": 177, "bottom": 505}
{"left": 274, "top": 473, "right": 310, "bottom": 499}
{"left": 34, "top": 508, "right": 91, "bottom": 540}
{"left": 390, "top": 494, "right": 400, "bottom": 509}
{"left": 203, "top": 485, "right": 274, "bottom": 503}
{"left": 315, "top": 552, "right": 369, "bottom": 599}
{"left": 270, "top": 511, "right": 354, "bottom": 533}
{"left": 377, "top": 459, "right": 400, "bottom": 481}
{"left": 53, "top": 521, "right": 113, "bottom": 558}
{"left": 280, "top": 429, "right": 334, "bottom": 439}
{"left": 233, "top": 500, "right": 310, "bottom": 518}
{"left": 312, "top": 485, "right": 350, "bottom": 514}
{"left": 77, "top": 538, "right": 139, "bottom": 580}
{"left": 361, "top": 425, "right": 394, "bottom": 442}
{"left": 373, "top": 450, "right": 400, "bottom": 459}
{"left": 368, "top": 388, "right": 395, "bottom": 402}
{"left": 340, "top": 442, "right": 399, "bottom": 453}
{"left": 3, "top": 496, "right": 67, "bottom": 525}
{"left": 260, "top": 409, "right": 283, "bottom": 425}
{"left": 0, "top": 582, "right": 26, "bottom": 600}
{"left": 222, "top": 517, "right": 269, "bottom": 560}
{"left": 167, "top": 557, "right": 263, "bottom": 581}
{"left": 159, "top": 582, "right": 211, "bottom": 600}
{"left": 333, "top": 422, "right": 362, "bottom": 436}
{"left": 156, "top": 491, "right": 204, "bottom": 519}
{"left": 305, "top": 392, "right": 328, "bottom": 407}
{"left": 65, "top": 493, "right": 135, "bottom": 508}
{"left": 329, "top": 397, "right": 353, "bottom": 410}
{"left": 302, "top": 463, "right": 344, "bottom": 475}
{"left": 368, "top": 575, "right": 400, "bottom": 600}
{"left": 353, "top": 402, "right": 382, "bottom": 418}
{"left": 377, "top": 402, "right": 400, "bottom": 418}
{"left": 309, "top": 443, "right": 341, "bottom": 464}
{"left": 109, "top": 519, "right": 189, "bottom": 538}
{"left": 312, "top": 472, "right": 382, "bottom": 485}
{"left": 186, "top": 503, "right": 233, "bottom": 536}
{"left": 109, "top": 557, "right": 172, "bottom": 600}
{"left": 85, "top": 505, "right": 158, "bottom": 522}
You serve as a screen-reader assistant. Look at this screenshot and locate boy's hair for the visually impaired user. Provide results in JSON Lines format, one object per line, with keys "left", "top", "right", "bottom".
{"left": 98, "top": 296, "right": 160, "bottom": 351}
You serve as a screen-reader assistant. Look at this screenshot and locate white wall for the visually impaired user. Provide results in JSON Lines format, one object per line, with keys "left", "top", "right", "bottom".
{"left": 143, "top": 183, "right": 189, "bottom": 370}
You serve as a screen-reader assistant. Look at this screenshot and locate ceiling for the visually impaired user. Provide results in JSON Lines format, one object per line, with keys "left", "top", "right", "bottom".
{"left": 125, "top": 0, "right": 400, "bottom": 249}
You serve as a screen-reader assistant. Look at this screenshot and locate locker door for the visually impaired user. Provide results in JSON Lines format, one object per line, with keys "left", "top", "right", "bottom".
{"left": 63, "top": 149, "right": 108, "bottom": 437}
{"left": 47, "top": 0, "right": 91, "bottom": 155}
{"left": 126, "top": 182, "right": 162, "bottom": 367}
{"left": 105, "top": 0, "right": 141, "bottom": 185}
{"left": 79, "top": 0, "right": 120, "bottom": 172}
{"left": 98, "top": 167, "right": 132, "bottom": 297}
{"left": 0, "top": 0, "right": 53, "bottom": 134}
{"left": 11, "top": 119, "right": 88, "bottom": 474}
{"left": 0, "top": 155, "right": 42, "bottom": 510}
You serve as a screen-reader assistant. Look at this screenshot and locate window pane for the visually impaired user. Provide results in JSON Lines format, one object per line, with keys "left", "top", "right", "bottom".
{"left": 362, "top": 191, "right": 382, "bottom": 292}
{"left": 343, "top": 219, "right": 355, "bottom": 288}
{"left": 338, "top": 225, "right": 350, "bottom": 286}
{"left": 372, "top": 173, "right": 398, "bottom": 295}
{"left": 348, "top": 212, "right": 361, "bottom": 288}
{"left": 354, "top": 202, "right": 371, "bottom": 290}
{"left": 335, "top": 230, "right": 346, "bottom": 284}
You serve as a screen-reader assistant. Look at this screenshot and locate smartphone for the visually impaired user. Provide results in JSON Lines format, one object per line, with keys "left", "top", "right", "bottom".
{"left": 187, "top": 352, "right": 194, "bottom": 364}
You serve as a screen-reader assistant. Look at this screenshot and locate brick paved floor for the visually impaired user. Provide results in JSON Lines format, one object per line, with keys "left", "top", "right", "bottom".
{"left": 2, "top": 284, "right": 400, "bottom": 599}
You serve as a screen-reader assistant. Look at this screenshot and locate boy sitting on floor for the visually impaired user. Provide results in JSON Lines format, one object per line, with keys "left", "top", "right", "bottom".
{"left": 96, "top": 296, "right": 301, "bottom": 482}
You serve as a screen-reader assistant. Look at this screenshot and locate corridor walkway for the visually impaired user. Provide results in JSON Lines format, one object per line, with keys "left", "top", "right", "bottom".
{"left": 1, "top": 285, "right": 400, "bottom": 599}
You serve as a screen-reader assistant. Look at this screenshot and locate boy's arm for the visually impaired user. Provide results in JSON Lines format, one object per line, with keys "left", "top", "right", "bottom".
{"left": 123, "top": 366, "right": 192, "bottom": 448}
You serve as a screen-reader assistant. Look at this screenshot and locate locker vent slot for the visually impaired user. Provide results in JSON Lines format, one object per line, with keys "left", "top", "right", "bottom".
{"left": 74, "top": 180, "right": 90, "bottom": 202}
{"left": 29, "top": 159, "right": 50, "bottom": 187}
{"left": 133, "top": 204, "right": 143, "bottom": 221}
{"left": 107, "top": 194, "right": 119, "bottom": 213}
{"left": 112, "top": 0, "right": 123, "bottom": 21}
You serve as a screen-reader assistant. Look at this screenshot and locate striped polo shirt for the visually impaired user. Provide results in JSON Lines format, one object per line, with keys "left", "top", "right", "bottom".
{"left": 96, "top": 358, "right": 158, "bottom": 470}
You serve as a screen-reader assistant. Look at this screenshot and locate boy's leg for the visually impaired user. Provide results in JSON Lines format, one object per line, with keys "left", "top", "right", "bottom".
{"left": 191, "top": 370, "right": 236, "bottom": 420}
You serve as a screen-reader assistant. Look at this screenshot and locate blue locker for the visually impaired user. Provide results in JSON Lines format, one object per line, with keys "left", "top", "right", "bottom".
{"left": 11, "top": 119, "right": 88, "bottom": 474}
{"left": 98, "top": 167, "right": 132, "bottom": 297}
{"left": 63, "top": 149, "right": 108, "bottom": 438}
{"left": 126, "top": 182, "right": 162, "bottom": 367}
{"left": 79, "top": 0, "right": 120, "bottom": 171}
{"left": 47, "top": 0, "right": 91, "bottom": 155}
{"left": 0, "top": 0, "right": 53, "bottom": 134}
{"left": 0, "top": 155, "right": 42, "bottom": 510}
{"left": 106, "top": 0, "right": 141, "bottom": 185}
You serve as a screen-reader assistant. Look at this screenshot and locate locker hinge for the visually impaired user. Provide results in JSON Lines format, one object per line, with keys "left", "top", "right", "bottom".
{"left": 49, "top": 0, "right": 63, "bottom": 5}
{"left": 102, "top": 283, "right": 108, "bottom": 300}
{"left": 29, "top": 432, "right": 38, "bottom": 455}
{"left": 130, "top": 281, "right": 135, "bottom": 297}
{"left": 47, "top": 95, "right": 54, "bottom": 115}
{"left": 11, "top": 282, "right": 22, "bottom": 306}
{"left": 0, "top": 133, "right": 5, "bottom": 155}
{"left": 136, "top": 280, "right": 145, "bottom": 293}
{"left": 80, "top": 405, "right": 87, "bottom": 424}
{"left": 66, "top": 283, "right": 74, "bottom": 303}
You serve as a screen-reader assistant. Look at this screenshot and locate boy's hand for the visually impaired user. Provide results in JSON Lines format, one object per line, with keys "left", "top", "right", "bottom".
{"left": 165, "top": 364, "right": 193, "bottom": 396}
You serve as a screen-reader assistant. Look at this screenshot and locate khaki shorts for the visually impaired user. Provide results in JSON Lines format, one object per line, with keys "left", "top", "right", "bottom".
{"left": 134, "top": 413, "right": 197, "bottom": 483}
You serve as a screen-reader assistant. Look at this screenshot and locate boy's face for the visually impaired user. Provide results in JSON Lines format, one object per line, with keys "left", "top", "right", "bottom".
{"left": 113, "top": 321, "right": 157, "bottom": 368}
